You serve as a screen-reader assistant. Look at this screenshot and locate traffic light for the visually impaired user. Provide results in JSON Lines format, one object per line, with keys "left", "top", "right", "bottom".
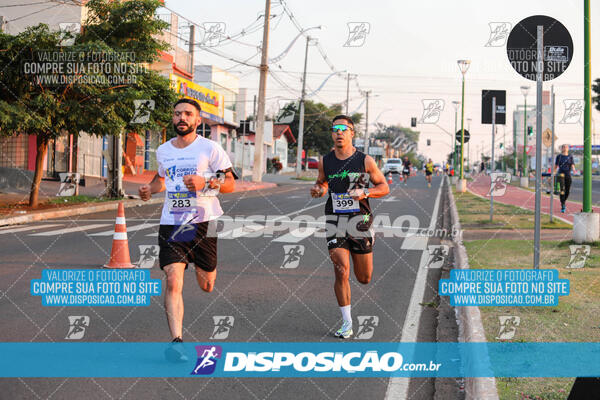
{"left": 427, "top": 139, "right": 431, "bottom": 146}
{"left": 411, "top": 117, "right": 417, "bottom": 127}
{"left": 527, "top": 126, "right": 533, "bottom": 136}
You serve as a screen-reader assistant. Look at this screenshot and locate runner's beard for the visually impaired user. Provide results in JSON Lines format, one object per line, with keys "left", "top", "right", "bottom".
{"left": 173, "top": 123, "right": 196, "bottom": 136}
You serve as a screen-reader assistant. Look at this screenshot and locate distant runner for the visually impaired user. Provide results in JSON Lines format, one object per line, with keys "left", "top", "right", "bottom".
{"left": 139, "top": 98, "right": 235, "bottom": 362}
{"left": 555, "top": 144, "right": 576, "bottom": 213}
{"left": 402, "top": 156, "right": 412, "bottom": 185}
{"left": 310, "top": 114, "right": 389, "bottom": 339}
{"left": 425, "top": 158, "right": 434, "bottom": 188}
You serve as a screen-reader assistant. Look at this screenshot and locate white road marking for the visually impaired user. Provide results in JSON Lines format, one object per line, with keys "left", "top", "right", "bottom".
{"left": 0, "top": 224, "right": 63, "bottom": 235}
{"left": 400, "top": 235, "right": 428, "bottom": 250}
{"left": 89, "top": 223, "right": 155, "bottom": 236}
{"left": 29, "top": 224, "right": 111, "bottom": 236}
{"left": 385, "top": 176, "right": 443, "bottom": 400}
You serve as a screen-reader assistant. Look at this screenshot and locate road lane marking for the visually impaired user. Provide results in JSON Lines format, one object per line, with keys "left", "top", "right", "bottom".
{"left": 400, "top": 235, "right": 428, "bottom": 250}
{"left": 89, "top": 223, "right": 155, "bottom": 236}
{"left": 385, "top": 175, "right": 443, "bottom": 400}
{"left": 29, "top": 224, "right": 111, "bottom": 236}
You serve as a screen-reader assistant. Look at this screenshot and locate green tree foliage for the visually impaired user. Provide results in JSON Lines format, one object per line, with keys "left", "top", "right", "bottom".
{"left": 0, "top": 0, "right": 177, "bottom": 206}
{"left": 280, "top": 100, "right": 362, "bottom": 157}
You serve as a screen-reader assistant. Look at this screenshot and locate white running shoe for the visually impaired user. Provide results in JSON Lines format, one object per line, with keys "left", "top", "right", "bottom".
{"left": 334, "top": 321, "right": 353, "bottom": 339}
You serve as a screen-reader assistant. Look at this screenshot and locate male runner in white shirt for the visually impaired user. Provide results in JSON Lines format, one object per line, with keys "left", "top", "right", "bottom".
{"left": 139, "top": 98, "right": 235, "bottom": 361}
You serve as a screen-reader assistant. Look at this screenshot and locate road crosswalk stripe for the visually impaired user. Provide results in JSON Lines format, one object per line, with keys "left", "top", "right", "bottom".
{"left": 0, "top": 224, "right": 63, "bottom": 235}
{"left": 29, "top": 224, "right": 111, "bottom": 236}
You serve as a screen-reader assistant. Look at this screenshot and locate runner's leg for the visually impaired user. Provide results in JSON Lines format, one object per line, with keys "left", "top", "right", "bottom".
{"left": 163, "top": 262, "right": 186, "bottom": 339}
{"left": 351, "top": 252, "right": 373, "bottom": 284}
{"left": 564, "top": 174, "right": 572, "bottom": 203}
{"left": 195, "top": 267, "right": 217, "bottom": 293}
{"left": 330, "top": 247, "right": 352, "bottom": 306}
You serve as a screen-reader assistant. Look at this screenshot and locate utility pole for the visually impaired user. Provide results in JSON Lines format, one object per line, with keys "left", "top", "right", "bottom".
{"left": 252, "top": 0, "right": 271, "bottom": 182}
{"left": 533, "top": 25, "right": 544, "bottom": 269}
{"left": 583, "top": 0, "right": 592, "bottom": 213}
{"left": 550, "top": 86, "right": 555, "bottom": 222}
{"left": 345, "top": 72, "right": 350, "bottom": 115}
{"left": 513, "top": 113, "right": 518, "bottom": 175}
{"left": 490, "top": 97, "right": 496, "bottom": 222}
{"left": 364, "top": 91, "right": 371, "bottom": 156}
{"left": 295, "top": 35, "right": 310, "bottom": 176}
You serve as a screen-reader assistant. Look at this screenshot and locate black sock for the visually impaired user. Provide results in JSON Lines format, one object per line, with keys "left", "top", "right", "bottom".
{"left": 172, "top": 337, "right": 183, "bottom": 343}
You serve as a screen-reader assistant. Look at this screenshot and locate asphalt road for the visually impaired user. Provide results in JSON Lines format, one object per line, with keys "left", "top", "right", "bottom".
{"left": 566, "top": 176, "right": 600, "bottom": 206}
{"left": 0, "top": 175, "right": 448, "bottom": 400}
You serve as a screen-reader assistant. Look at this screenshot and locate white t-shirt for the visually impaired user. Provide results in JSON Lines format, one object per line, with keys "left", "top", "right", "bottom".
{"left": 156, "top": 135, "right": 232, "bottom": 225}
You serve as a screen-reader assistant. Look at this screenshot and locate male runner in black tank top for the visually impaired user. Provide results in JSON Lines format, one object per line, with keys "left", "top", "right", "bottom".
{"left": 310, "top": 115, "right": 389, "bottom": 339}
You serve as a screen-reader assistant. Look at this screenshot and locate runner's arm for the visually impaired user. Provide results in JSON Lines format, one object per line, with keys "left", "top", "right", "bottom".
{"left": 139, "top": 172, "right": 165, "bottom": 201}
{"left": 364, "top": 155, "right": 389, "bottom": 198}
{"left": 217, "top": 171, "right": 235, "bottom": 193}
{"left": 310, "top": 157, "right": 328, "bottom": 197}
{"left": 149, "top": 172, "right": 166, "bottom": 193}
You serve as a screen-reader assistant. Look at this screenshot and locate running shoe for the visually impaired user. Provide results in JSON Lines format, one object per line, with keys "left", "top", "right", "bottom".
{"left": 165, "top": 337, "right": 189, "bottom": 363}
{"left": 334, "top": 321, "right": 353, "bottom": 339}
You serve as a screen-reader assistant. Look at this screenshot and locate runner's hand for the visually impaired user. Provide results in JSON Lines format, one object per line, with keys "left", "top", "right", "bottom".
{"left": 310, "top": 184, "right": 324, "bottom": 198}
{"left": 207, "top": 177, "right": 221, "bottom": 190}
{"left": 183, "top": 175, "right": 206, "bottom": 192}
{"left": 348, "top": 188, "right": 365, "bottom": 200}
{"left": 139, "top": 184, "right": 151, "bottom": 201}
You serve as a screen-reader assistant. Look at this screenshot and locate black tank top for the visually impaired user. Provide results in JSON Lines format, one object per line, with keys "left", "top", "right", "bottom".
{"left": 323, "top": 149, "right": 371, "bottom": 217}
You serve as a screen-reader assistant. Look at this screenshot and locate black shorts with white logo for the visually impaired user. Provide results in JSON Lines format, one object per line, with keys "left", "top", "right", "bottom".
{"left": 326, "top": 231, "right": 374, "bottom": 254}
{"left": 158, "top": 222, "right": 217, "bottom": 272}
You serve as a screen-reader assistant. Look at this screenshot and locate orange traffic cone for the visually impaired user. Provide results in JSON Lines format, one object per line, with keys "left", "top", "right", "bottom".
{"left": 399, "top": 174, "right": 403, "bottom": 182}
{"left": 387, "top": 173, "right": 393, "bottom": 184}
{"left": 104, "top": 202, "right": 135, "bottom": 268}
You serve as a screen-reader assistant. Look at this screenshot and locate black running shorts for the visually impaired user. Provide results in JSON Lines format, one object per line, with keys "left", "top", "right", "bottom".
{"left": 326, "top": 231, "right": 374, "bottom": 254}
{"left": 158, "top": 222, "right": 217, "bottom": 272}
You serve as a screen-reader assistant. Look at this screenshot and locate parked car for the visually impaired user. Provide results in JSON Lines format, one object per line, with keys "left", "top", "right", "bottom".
{"left": 301, "top": 157, "right": 319, "bottom": 169}
{"left": 382, "top": 158, "right": 402, "bottom": 174}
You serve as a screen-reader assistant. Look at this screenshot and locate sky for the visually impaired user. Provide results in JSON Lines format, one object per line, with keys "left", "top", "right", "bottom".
{"left": 165, "top": 0, "right": 600, "bottom": 165}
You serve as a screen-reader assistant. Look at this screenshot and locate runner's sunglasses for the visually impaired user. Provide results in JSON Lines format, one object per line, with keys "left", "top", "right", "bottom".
{"left": 331, "top": 124, "right": 352, "bottom": 133}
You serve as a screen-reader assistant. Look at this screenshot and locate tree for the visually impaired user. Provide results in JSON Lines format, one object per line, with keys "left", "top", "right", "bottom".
{"left": 0, "top": 0, "right": 177, "bottom": 207}
{"left": 282, "top": 100, "right": 362, "bottom": 157}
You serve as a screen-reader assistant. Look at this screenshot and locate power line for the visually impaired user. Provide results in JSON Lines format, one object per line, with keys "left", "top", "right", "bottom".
{"left": 5, "top": 3, "right": 61, "bottom": 22}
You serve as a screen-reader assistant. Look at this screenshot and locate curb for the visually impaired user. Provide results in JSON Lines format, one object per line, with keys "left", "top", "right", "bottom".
{"left": 465, "top": 187, "right": 573, "bottom": 226}
{"left": 0, "top": 197, "right": 164, "bottom": 227}
{"left": 0, "top": 182, "right": 278, "bottom": 227}
{"left": 446, "top": 178, "right": 500, "bottom": 400}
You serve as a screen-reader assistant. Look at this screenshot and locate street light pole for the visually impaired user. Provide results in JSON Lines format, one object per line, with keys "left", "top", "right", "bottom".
{"left": 520, "top": 85, "right": 530, "bottom": 187}
{"left": 452, "top": 100, "right": 460, "bottom": 177}
{"left": 457, "top": 59, "right": 470, "bottom": 191}
{"left": 467, "top": 117, "right": 472, "bottom": 173}
{"left": 583, "top": 0, "right": 592, "bottom": 213}
{"left": 573, "top": 0, "right": 599, "bottom": 243}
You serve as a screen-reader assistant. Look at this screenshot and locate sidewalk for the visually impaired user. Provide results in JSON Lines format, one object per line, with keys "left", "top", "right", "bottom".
{"left": 262, "top": 171, "right": 317, "bottom": 185}
{"left": 467, "top": 173, "right": 600, "bottom": 224}
{"left": 0, "top": 170, "right": 276, "bottom": 226}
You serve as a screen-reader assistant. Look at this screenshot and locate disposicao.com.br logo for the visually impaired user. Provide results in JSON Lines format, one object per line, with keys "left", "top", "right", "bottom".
{"left": 220, "top": 350, "right": 441, "bottom": 374}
